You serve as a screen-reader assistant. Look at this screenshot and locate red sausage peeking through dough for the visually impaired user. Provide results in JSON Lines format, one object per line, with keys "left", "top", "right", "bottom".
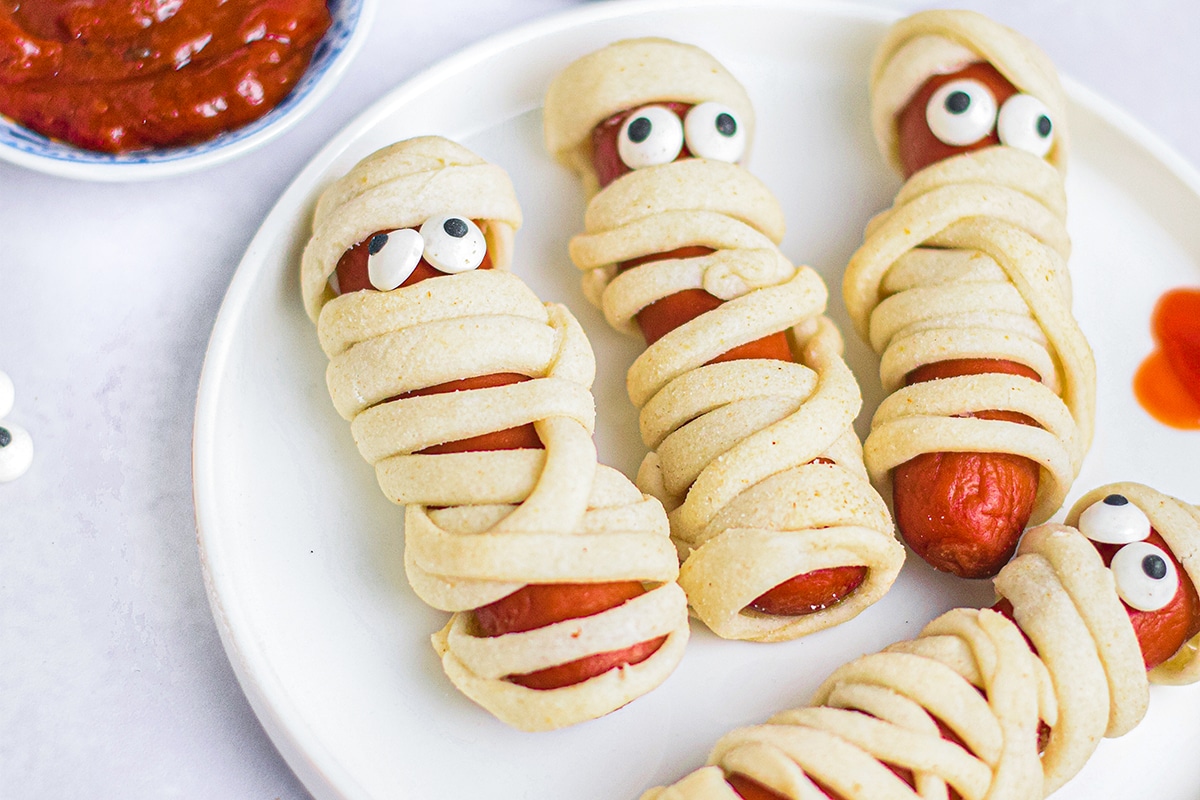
{"left": 332, "top": 226, "right": 665, "bottom": 690}
{"left": 896, "top": 61, "right": 1018, "bottom": 178}
{"left": 890, "top": 62, "right": 1050, "bottom": 578}
{"left": 1091, "top": 527, "right": 1200, "bottom": 670}
{"left": 725, "top": 523, "right": 1200, "bottom": 800}
{"left": 891, "top": 358, "right": 1043, "bottom": 579}
{"left": 593, "top": 112, "right": 870, "bottom": 616}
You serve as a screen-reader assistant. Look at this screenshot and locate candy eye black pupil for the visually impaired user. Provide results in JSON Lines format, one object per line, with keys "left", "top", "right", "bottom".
{"left": 443, "top": 218, "right": 469, "bottom": 238}
{"left": 946, "top": 90, "right": 971, "bottom": 114}
{"left": 1104, "top": 494, "right": 1130, "bottom": 506}
{"left": 715, "top": 112, "right": 736, "bottom": 137}
{"left": 368, "top": 233, "right": 388, "bottom": 255}
{"left": 628, "top": 117, "right": 652, "bottom": 143}
{"left": 0, "top": 427, "right": 9, "bottom": 448}
{"left": 1037, "top": 115, "right": 1052, "bottom": 137}
{"left": 1142, "top": 554, "right": 1168, "bottom": 580}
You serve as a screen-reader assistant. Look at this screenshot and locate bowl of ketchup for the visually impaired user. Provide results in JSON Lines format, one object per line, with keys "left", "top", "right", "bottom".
{"left": 0, "top": 0, "right": 375, "bottom": 181}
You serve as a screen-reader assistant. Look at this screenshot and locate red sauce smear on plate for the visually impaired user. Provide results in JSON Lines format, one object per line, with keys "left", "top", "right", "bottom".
{"left": 0, "top": 0, "right": 331, "bottom": 152}
{"left": 1134, "top": 288, "right": 1200, "bottom": 429}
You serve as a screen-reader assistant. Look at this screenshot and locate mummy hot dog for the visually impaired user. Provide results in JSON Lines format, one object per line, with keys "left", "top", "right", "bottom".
{"left": 641, "top": 483, "right": 1200, "bottom": 800}
{"left": 544, "top": 39, "right": 903, "bottom": 641}
{"left": 300, "top": 136, "right": 689, "bottom": 731}
{"left": 844, "top": 10, "right": 1096, "bottom": 578}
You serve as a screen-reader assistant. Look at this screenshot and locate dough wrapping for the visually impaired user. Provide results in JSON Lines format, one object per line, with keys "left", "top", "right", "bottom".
{"left": 869, "top": 8, "right": 1070, "bottom": 175}
{"left": 545, "top": 39, "right": 903, "bottom": 642}
{"left": 642, "top": 484, "right": 1200, "bottom": 800}
{"left": 844, "top": 10, "right": 1095, "bottom": 529}
{"left": 301, "top": 136, "right": 689, "bottom": 731}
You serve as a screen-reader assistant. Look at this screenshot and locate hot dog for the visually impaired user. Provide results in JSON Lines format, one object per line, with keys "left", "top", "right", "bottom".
{"left": 544, "top": 38, "right": 904, "bottom": 641}
{"left": 844, "top": 10, "right": 1095, "bottom": 578}
{"left": 300, "top": 136, "right": 689, "bottom": 731}
{"left": 641, "top": 482, "right": 1200, "bottom": 800}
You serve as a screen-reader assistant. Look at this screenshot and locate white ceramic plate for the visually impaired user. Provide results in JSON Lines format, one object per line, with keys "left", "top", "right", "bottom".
{"left": 193, "top": 1, "right": 1200, "bottom": 798}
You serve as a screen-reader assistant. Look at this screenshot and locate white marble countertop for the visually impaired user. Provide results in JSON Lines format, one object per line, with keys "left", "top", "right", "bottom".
{"left": 2, "top": 1, "right": 1198, "bottom": 797}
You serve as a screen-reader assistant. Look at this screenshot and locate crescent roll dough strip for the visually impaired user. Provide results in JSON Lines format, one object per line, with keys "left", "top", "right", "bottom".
{"left": 301, "top": 136, "right": 688, "bottom": 731}
{"left": 845, "top": 13, "right": 1096, "bottom": 530}
{"left": 545, "top": 38, "right": 903, "bottom": 642}
{"left": 641, "top": 484, "right": 1200, "bottom": 800}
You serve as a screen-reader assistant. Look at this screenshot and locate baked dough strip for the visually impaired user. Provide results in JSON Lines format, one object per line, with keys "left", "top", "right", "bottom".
{"left": 642, "top": 484, "right": 1200, "bottom": 800}
{"left": 300, "top": 136, "right": 689, "bottom": 731}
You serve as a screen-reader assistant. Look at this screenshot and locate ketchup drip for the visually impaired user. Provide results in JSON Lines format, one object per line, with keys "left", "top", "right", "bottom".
{"left": 333, "top": 228, "right": 664, "bottom": 690}
{"left": 1134, "top": 287, "right": 1200, "bottom": 430}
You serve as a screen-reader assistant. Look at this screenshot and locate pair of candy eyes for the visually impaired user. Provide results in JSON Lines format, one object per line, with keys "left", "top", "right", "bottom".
{"left": 926, "top": 79, "right": 1054, "bottom": 157}
{"left": 362, "top": 215, "right": 486, "bottom": 292}
{"left": 616, "top": 101, "right": 746, "bottom": 171}
{"left": 1078, "top": 494, "right": 1180, "bottom": 612}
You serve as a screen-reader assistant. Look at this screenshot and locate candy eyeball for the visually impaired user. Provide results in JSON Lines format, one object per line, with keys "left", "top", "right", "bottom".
{"left": 925, "top": 78, "right": 998, "bottom": 147}
{"left": 997, "top": 93, "right": 1054, "bottom": 157}
{"left": 617, "top": 104, "right": 685, "bottom": 170}
{"left": 419, "top": 216, "right": 486, "bottom": 274}
{"left": 683, "top": 102, "right": 745, "bottom": 163}
{"left": 0, "top": 422, "right": 33, "bottom": 483}
{"left": 1078, "top": 493, "right": 1152, "bottom": 545}
{"left": 366, "top": 228, "right": 424, "bottom": 291}
{"left": 1111, "top": 540, "right": 1179, "bottom": 612}
{"left": 0, "top": 371, "right": 12, "bottom": 419}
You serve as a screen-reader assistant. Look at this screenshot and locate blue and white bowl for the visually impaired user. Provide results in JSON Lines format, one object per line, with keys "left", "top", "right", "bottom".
{"left": 0, "top": 0, "right": 375, "bottom": 182}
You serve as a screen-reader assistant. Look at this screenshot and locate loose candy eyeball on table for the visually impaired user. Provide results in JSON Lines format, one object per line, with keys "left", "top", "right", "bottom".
{"left": 0, "top": 421, "right": 33, "bottom": 482}
{"left": 0, "top": 370, "right": 13, "bottom": 419}
{"left": 0, "top": 370, "right": 33, "bottom": 482}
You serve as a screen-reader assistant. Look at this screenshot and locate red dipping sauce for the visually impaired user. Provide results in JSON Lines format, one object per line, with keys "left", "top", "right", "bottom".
{"left": 1134, "top": 288, "right": 1200, "bottom": 430}
{"left": 0, "top": 0, "right": 331, "bottom": 152}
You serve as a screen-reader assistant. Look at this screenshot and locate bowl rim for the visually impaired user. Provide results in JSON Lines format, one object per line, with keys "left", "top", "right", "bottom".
{"left": 0, "top": 0, "right": 378, "bottom": 182}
